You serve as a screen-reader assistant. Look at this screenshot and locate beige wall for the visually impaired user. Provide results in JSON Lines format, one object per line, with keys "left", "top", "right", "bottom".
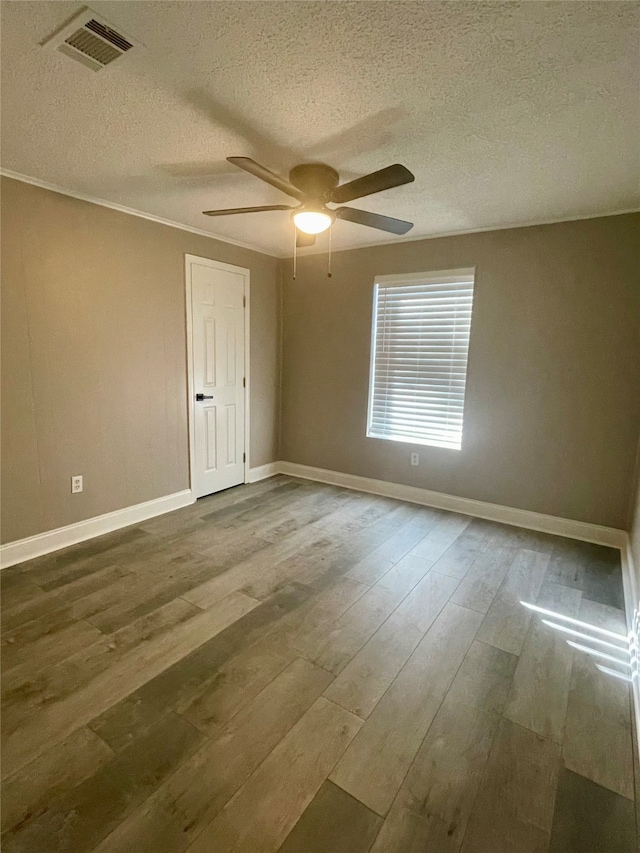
{"left": 280, "top": 214, "right": 640, "bottom": 529}
{"left": 1, "top": 177, "right": 280, "bottom": 544}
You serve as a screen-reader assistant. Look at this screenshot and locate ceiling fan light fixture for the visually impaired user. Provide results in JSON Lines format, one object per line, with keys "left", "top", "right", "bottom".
{"left": 292, "top": 207, "right": 334, "bottom": 235}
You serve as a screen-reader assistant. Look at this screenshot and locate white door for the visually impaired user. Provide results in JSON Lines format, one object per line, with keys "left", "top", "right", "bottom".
{"left": 187, "top": 256, "right": 248, "bottom": 499}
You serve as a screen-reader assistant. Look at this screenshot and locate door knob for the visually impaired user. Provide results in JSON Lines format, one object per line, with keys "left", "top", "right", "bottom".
{"left": 196, "top": 393, "right": 213, "bottom": 401}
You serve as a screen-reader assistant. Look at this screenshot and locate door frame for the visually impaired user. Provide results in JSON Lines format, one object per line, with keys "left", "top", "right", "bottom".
{"left": 184, "top": 254, "right": 251, "bottom": 493}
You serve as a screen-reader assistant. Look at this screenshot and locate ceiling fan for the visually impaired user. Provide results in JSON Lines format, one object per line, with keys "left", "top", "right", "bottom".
{"left": 203, "top": 157, "right": 415, "bottom": 247}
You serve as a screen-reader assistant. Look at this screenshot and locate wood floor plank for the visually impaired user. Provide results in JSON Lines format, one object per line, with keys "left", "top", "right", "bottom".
{"left": 370, "top": 703, "right": 499, "bottom": 852}
{"left": 370, "top": 640, "right": 516, "bottom": 851}
{"left": 544, "top": 551, "right": 585, "bottom": 591}
{"left": 253, "top": 487, "right": 356, "bottom": 546}
{"left": 0, "top": 579, "right": 44, "bottom": 611}
{"left": 2, "top": 598, "right": 201, "bottom": 737}
{"left": 429, "top": 538, "right": 481, "bottom": 580}
{"left": 345, "top": 554, "right": 395, "bottom": 586}
{"left": 1, "top": 564, "right": 133, "bottom": 633}
{"left": 2, "top": 617, "right": 102, "bottom": 677}
{"left": 329, "top": 602, "right": 483, "bottom": 816}
{"left": 374, "top": 553, "right": 434, "bottom": 594}
{"left": 192, "top": 485, "right": 344, "bottom": 554}
{"left": 460, "top": 718, "right": 560, "bottom": 853}
{"left": 180, "top": 523, "right": 333, "bottom": 610}
{"left": 2, "top": 713, "right": 205, "bottom": 853}
{"left": 409, "top": 512, "right": 471, "bottom": 562}
{"left": 8, "top": 527, "right": 149, "bottom": 590}
{"left": 85, "top": 550, "right": 238, "bottom": 633}
{"left": 324, "top": 571, "right": 458, "bottom": 718}
{"left": 504, "top": 581, "right": 582, "bottom": 742}
{"left": 239, "top": 531, "right": 350, "bottom": 601}
{"left": 1, "top": 727, "right": 114, "bottom": 835}
{"left": 548, "top": 767, "right": 637, "bottom": 853}
{"left": 183, "top": 697, "right": 362, "bottom": 853}
{"left": 138, "top": 476, "right": 290, "bottom": 535}
{"left": 278, "top": 780, "right": 382, "bottom": 853}
{"left": 290, "top": 504, "right": 422, "bottom": 591}
{"left": 181, "top": 534, "right": 274, "bottom": 578}
{"left": 312, "top": 494, "right": 400, "bottom": 534}
{"left": 449, "top": 546, "right": 516, "bottom": 614}
{"left": 493, "top": 524, "right": 557, "bottom": 555}
{"left": 1, "top": 603, "right": 79, "bottom": 650}
{"left": 581, "top": 547, "right": 625, "bottom": 609}
{"left": 87, "top": 583, "right": 314, "bottom": 750}
{"left": 241, "top": 494, "right": 397, "bottom": 597}
{"left": 295, "top": 583, "right": 410, "bottom": 675}
{"left": 562, "top": 598, "right": 634, "bottom": 800}
{"left": 475, "top": 548, "right": 551, "bottom": 655}
{"left": 185, "top": 494, "right": 336, "bottom": 564}
{"left": 178, "top": 638, "right": 297, "bottom": 735}
{"left": 3, "top": 555, "right": 197, "bottom": 643}
{"left": 262, "top": 576, "right": 369, "bottom": 649}
{"left": 445, "top": 639, "right": 518, "bottom": 714}
{"left": 144, "top": 475, "right": 289, "bottom": 536}
{"left": 281, "top": 509, "right": 419, "bottom": 606}
{"left": 195, "top": 482, "right": 308, "bottom": 531}
{"left": 427, "top": 516, "right": 513, "bottom": 581}
{"left": 91, "top": 658, "right": 333, "bottom": 853}
{"left": 2, "top": 591, "right": 259, "bottom": 778}
{"left": 344, "top": 509, "right": 443, "bottom": 589}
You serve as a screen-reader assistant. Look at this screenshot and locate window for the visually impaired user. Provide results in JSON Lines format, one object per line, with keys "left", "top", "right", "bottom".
{"left": 367, "top": 268, "right": 475, "bottom": 451}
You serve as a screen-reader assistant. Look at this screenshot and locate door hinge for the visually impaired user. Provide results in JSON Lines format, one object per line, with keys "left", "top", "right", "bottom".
{"left": 243, "top": 452, "right": 246, "bottom": 463}
{"left": 243, "top": 295, "right": 246, "bottom": 308}
{"left": 243, "top": 377, "right": 246, "bottom": 388}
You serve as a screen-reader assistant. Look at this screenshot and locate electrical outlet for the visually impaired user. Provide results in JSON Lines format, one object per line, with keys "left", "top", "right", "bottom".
{"left": 410, "top": 452, "right": 419, "bottom": 466}
{"left": 71, "top": 475, "right": 83, "bottom": 494}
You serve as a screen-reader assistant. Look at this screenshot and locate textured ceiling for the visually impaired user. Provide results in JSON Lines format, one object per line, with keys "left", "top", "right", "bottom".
{"left": 1, "top": 1, "right": 638, "bottom": 256}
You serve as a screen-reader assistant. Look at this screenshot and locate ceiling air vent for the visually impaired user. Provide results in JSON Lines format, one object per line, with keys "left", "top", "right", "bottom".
{"left": 42, "top": 7, "right": 140, "bottom": 72}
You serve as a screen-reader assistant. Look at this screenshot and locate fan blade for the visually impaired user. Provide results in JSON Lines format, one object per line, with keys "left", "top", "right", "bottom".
{"left": 227, "top": 157, "right": 304, "bottom": 200}
{"left": 335, "top": 207, "right": 413, "bottom": 234}
{"left": 203, "top": 205, "right": 294, "bottom": 216}
{"left": 296, "top": 231, "right": 316, "bottom": 248}
{"left": 331, "top": 164, "right": 414, "bottom": 204}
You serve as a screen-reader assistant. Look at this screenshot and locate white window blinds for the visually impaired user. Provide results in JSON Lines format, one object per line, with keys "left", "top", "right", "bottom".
{"left": 367, "top": 268, "right": 475, "bottom": 451}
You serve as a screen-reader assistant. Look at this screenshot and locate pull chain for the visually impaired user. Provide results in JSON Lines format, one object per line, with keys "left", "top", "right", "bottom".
{"left": 293, "top": 228, "right": 297, "bottom": 281}
{"left": 327, "top": 226, "right": 332, "bottom": 278}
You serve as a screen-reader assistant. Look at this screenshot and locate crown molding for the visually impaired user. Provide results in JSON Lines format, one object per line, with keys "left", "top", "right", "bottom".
{"left": 0, "top": 168, "right": 279, "bottom": 258}
{"left": 3, "top": 168, "right": 637, "bottom": 262}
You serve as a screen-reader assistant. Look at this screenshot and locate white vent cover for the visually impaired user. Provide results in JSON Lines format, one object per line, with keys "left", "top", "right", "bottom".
{"left": 42, "top": 8, "right": 140, "bottom": 71}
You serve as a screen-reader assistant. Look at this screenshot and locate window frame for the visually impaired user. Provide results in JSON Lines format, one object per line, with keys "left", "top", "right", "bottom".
{"left": 366, "top": 267, "right": 475, "bottom": 452}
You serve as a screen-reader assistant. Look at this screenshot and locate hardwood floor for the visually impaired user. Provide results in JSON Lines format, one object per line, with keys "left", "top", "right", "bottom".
{"left": 1, "top": 476, "right": 637, "bottom": 852}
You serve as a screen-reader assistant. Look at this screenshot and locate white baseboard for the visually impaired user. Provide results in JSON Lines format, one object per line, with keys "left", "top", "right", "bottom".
{"left": 277, "top": 461, "right": 627, "bottom": 549}
{"left": 0, "top": 489, "right": 194, "bottom": 569}
{"left": 248, "top": 462, "right": 280, "bottom": 483}
{"left": 621, "top": 538, "right": 640, "bottom": 755}
{"left": 0, "top": 458, "right": 627, "bottom": 563}
{"left": 621, "top": 537, "right": 639, "bottom": 630}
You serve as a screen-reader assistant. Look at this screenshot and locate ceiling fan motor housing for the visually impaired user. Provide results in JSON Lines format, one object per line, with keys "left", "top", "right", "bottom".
{"left": 288, "top": 163, "right": 340, "bottom": 201}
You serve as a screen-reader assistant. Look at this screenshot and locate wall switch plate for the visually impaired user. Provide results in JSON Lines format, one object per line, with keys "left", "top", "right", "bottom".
{"left": 410, "top": 452, "right": 419, "bottom": 466}
{"left": 71, "top": 475, "right": 83, "bottom": 494}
